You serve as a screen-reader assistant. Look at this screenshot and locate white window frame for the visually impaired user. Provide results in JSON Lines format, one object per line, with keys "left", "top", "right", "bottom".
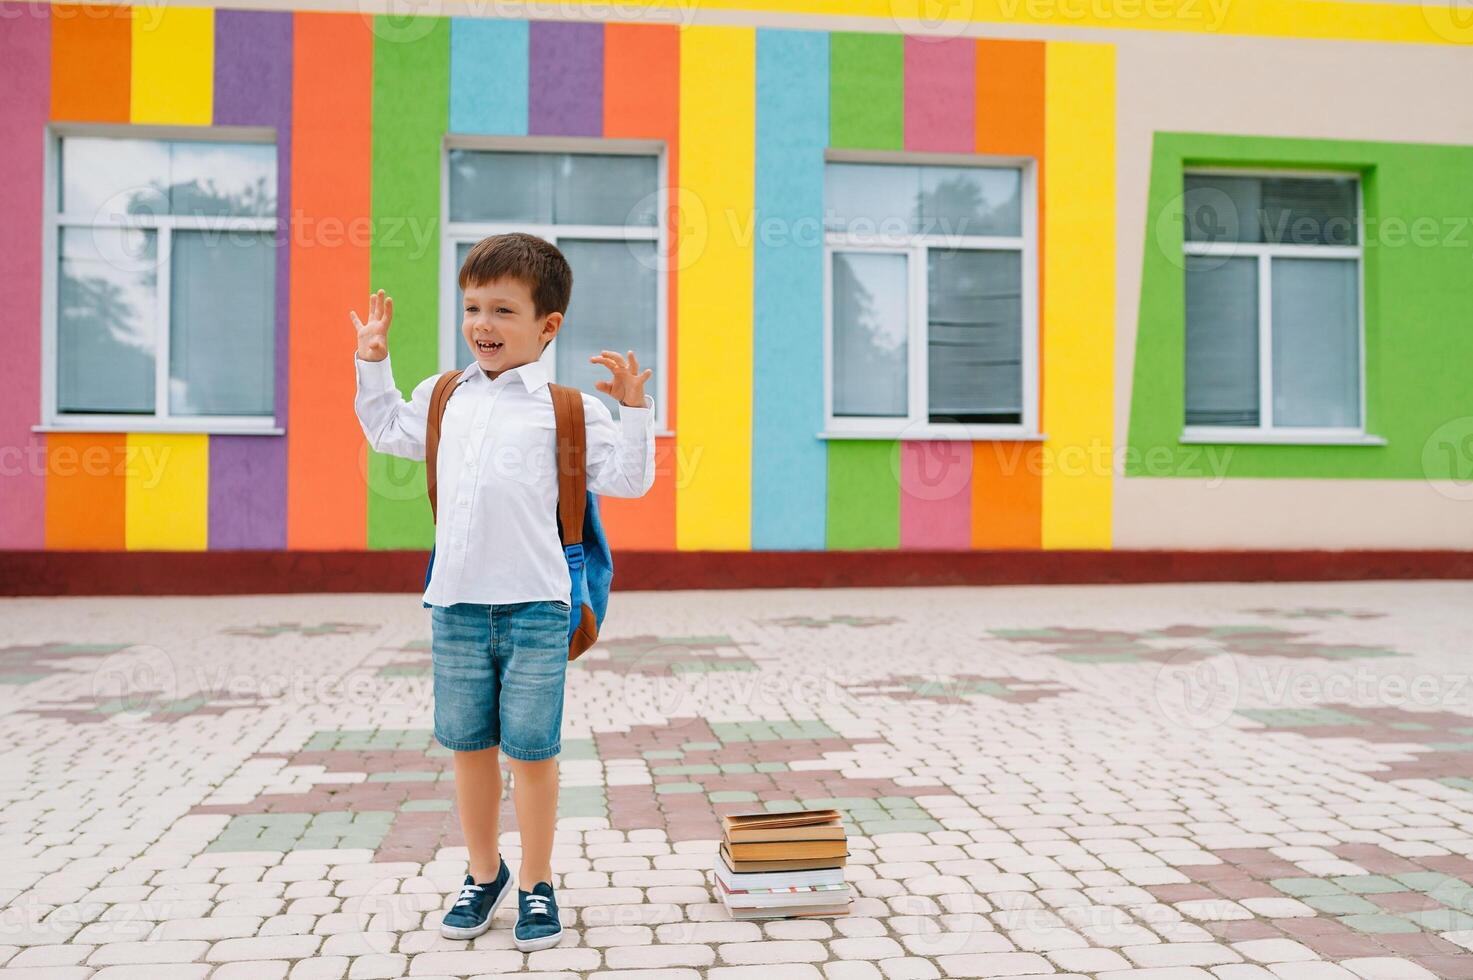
{"left": 35, "top": 123, "right": 283, "bottom": 436}
{"left": 440, "top": 135, "right": 671, "bottom": 436}
{"left": 1180, "top": 166, "right": 1382, "bottom": 447}
{"left": 819, "top": 149, "right": 1041, "bottom": 443}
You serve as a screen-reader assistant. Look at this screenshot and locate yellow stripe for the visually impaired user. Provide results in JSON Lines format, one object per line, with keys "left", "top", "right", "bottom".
{"left": 125, "top": 434, "right": 209, "bottom": 550}
{"left": 675, "top": 25, "right": 756, "bottom": 551}
{"left": 127, "top": 8, "right": 213, "bottom": 547}
{"left": 550, "top": 0, "right": 1462, "bottom": 44}
{"left": 131, "top": 6, "right": 214, "bottom": 124}
{"left": 1041, "top": 41, "right": 1114, "bottom": 550}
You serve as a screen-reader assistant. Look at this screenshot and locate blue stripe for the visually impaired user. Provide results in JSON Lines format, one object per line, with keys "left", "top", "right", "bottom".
{"left": 449, "top": 19, "right": 529, "bottom": 135}
{"left": 752, "top": 29, "right": 829, "bottom": 550}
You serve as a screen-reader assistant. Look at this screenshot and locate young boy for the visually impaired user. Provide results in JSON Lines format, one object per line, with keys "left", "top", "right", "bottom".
{"left": 349, "top": 233, "right": 655, "bottom": 951}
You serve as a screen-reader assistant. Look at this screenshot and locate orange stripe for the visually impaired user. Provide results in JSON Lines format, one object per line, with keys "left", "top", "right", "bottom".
{"left": 46, "top": 8, "right": 131, "bottom": 548}
{"left": 45, "top": 433, "right": 126, "bottom": 549}
{"left": 976, "top": 38, "right": 1045, "bottom": 428}
{"left": 50, "top": 3, "right": 131, "bottom": 122}
{"left": 975, "top": 39, "right": 1044, "bottom": 156}
{"left": 599, "top": 22, "right": 678, "bottom": 550}
{"left": 286, "top": 12, "right": 374, "bottom": 549}
{"left": 972, "top": 39, "right": 1045, "bottom": 550}
{"left": 970, "top": 441, "right": 1042, "bottom": 549}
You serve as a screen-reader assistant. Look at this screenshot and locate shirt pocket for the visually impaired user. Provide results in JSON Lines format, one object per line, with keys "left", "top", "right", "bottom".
{"left": 488, "top": 416, "right": 557, "bottom": 488}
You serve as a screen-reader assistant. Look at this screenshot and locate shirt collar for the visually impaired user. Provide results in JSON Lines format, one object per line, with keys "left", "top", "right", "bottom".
{"left": 459, "top": 356, "right": 551, "bottom": 392}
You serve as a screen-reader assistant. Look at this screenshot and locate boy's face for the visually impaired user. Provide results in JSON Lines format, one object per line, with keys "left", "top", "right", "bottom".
{"left": 461, "top": 275, "right": 562, "bottom": 376}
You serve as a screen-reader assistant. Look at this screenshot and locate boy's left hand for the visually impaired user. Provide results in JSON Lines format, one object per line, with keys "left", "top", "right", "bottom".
{"left": 590, "top": 349, "right": 653, "bottom": 408}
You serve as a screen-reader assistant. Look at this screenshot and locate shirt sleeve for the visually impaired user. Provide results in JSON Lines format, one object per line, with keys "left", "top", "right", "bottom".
{"left": 583, "top": 391, "right": 657, "bottom": 498}
{"left": 353, "top": 352, "right": 438, "bottom": 461}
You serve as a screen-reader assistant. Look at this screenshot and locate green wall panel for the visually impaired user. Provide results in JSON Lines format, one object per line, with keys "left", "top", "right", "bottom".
{"left": 824, "top": 30, "right": 905, "bottom": 548}
{"left": 366, "top": 17, "right": 450, "bottom": 549}
{"left": 829, "top": 32, "right": 902, "bottom": 152}
{"left": 827, "top": 440, "right": 901, "bottom": 549}
{"left": 1128, "top": 132, "right": 1473, "bottom": 479}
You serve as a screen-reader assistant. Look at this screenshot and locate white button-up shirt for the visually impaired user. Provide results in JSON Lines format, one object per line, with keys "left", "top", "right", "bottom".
{"left": 353, "top": 352, "right": 656, "bottom": 608}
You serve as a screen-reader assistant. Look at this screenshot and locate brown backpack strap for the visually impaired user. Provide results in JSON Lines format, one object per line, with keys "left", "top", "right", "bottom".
{"left": 547, "top": 383, "right": 587, "bottom": 545}
{"left": 424, "top": 369, "right": 465, "bottom": 524}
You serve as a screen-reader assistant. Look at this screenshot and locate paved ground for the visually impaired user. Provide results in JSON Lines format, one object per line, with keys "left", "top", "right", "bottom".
{"left": 2, "top": 581, "right": 1472, "bottom": 980}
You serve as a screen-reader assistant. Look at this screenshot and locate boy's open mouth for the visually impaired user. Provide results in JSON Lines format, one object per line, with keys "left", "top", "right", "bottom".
{"left": 475, "top": 340, "right": 503, "bottom": 354}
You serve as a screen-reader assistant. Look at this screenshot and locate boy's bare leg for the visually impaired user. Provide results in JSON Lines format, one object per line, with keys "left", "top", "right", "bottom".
{"left": 453, "top": 746, "right": 503, "bottom": 882}
{"left": 508, "top": 757, "right": 558, "bottom": 887}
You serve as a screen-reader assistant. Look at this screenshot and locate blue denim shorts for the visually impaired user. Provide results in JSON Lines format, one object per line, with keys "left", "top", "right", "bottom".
{"left": 429, "top": 600, "right": 570, "bottom": 760}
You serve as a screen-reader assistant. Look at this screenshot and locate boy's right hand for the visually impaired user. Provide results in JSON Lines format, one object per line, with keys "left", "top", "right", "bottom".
{"left": 350, "top": 289, "right": 393, "bottom": 362}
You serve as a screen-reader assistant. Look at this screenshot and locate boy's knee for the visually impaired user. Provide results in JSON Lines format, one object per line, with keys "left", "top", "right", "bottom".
{"left": 453, "top": 744, "right": 502, "bottom": 768}
{"left": 506, "top": 754, "right": 558, "bottom": 772}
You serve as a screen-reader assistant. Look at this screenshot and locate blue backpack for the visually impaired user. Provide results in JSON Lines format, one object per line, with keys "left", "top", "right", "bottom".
{"left": 422, "top": 370, "right": 612, "bottom": 661}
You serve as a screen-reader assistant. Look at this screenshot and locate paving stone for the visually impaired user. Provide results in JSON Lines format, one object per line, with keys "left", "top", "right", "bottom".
{"left": 407, "top": 951, "right": 523, "bottom": 974}
{"left": 91, "top": 968, "right": 212, "bottom": 980}
{"left": 718, "top": 941, "right": 828, "bottom": 964}
{"left": 208, "top": 963, "right": 290, "bottom": 980}
{"left": 87, "top": 941, "right": 210, "bottom": 965}
{"left": 6, "top": 586, "right": 1470, "bottom": 979}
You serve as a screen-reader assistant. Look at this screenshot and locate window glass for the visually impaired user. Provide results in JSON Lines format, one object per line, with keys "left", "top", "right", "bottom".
{"left": 832, "top": 250, "right": 908, "bottom": 418}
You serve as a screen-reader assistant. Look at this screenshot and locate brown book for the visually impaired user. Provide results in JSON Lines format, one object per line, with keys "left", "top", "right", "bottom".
{"left": 727, "top": 838, "right": 848, "bottom": 862}
{"left": 721, "top": 809, "right": 841, "bottom": 832}
{"left": 725, "top": 822, "right": 846, "bottom": 844}
{"left": 720, "top": 840, "right": 848, "bottom": 873}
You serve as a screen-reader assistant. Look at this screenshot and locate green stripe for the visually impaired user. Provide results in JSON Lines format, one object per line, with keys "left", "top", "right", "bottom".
{"left": 827, "top": 440, "right": 900, "bottom": 550}
{"left": 367, "top": 17, "right": 450, "bottom": 549}
{"left": 829, "top": 32, "right": 903, "bottom": 152}
{"left": 1128, "top": 131, "right": 1473, "bottom": 479}
{"left": 825, "top": 31, "right": 903, "bottom": 549}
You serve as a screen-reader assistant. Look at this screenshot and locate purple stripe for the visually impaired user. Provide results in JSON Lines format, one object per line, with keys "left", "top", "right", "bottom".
{"left": 528, "top": 21, "right": 602, "bottom": 136}
{"left": 210, "top": 9, "right": 293, "bottom": 549}
{"left": 0, "top": 4, "right": 49, "bottom": 548}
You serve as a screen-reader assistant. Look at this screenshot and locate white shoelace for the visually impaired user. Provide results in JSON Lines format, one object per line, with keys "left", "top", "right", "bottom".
{"left": 524, "top": 893, "right": 552, "bottom": 918}
{"left": 453, "top": 882, "right": 483, "bottom": 907}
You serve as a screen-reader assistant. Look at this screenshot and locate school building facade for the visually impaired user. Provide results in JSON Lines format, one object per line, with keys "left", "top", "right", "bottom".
{"left": 3, "top": 0, "right": 1471, "bottom": 592}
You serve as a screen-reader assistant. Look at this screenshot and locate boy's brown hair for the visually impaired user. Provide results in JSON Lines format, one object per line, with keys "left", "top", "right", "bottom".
{"left": 457, "top": 232, "right": 573, "bottom": 321}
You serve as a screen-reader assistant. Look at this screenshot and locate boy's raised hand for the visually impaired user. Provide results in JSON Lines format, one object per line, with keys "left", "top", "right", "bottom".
{"left": 591, "top": 350, "right": 653, "bottom": 408}
{"left": 350, "top": 289, "right": 393, "bottom": 362}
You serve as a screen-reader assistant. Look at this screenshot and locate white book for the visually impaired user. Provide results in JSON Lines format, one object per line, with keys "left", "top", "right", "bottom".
{"left": 717, "top": 878, "right": 851, "bottom": 908}
{"left": 727, "top": 901, "right": 852, "bottom": 920}
{"left": 714, "top": 862, "right": 847, "bottom": 892}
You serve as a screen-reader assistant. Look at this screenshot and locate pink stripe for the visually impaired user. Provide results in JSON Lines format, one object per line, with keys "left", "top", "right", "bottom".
{"left": 0, "top": 4, "right": 50, "bottom": 548}
{"left": 900, "top": 441, "right": 972, "bottom": 549}
{"left": 903, "top": 36, "right": 974, "bottom": 153}
{"left": 901, "top": 37, "right": 975, "bottom": 548}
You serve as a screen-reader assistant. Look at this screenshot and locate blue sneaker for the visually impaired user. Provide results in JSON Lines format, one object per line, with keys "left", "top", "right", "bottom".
{"left": 513, "top": 880, "right": 564, "bottom": 951}
{"left": 440, "top": 859, "right": 513, "bottom": 940}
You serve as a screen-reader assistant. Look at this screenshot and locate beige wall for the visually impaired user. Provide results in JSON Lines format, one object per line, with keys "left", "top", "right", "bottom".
{"left": 1115, "top": 479, "right": 1473, "bottom": 549}
{"left": 1112, "top": 31, "right": 1473, "bottom": 549}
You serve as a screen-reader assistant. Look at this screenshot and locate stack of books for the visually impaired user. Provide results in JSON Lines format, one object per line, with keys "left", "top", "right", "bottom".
{"left": 715, "top": 808, "right": 852, "bottom": 919}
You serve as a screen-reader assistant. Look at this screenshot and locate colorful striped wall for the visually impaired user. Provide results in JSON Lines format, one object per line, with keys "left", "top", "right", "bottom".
{"left": 4, "top": 5, "right": 1116, "bottom": 554}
